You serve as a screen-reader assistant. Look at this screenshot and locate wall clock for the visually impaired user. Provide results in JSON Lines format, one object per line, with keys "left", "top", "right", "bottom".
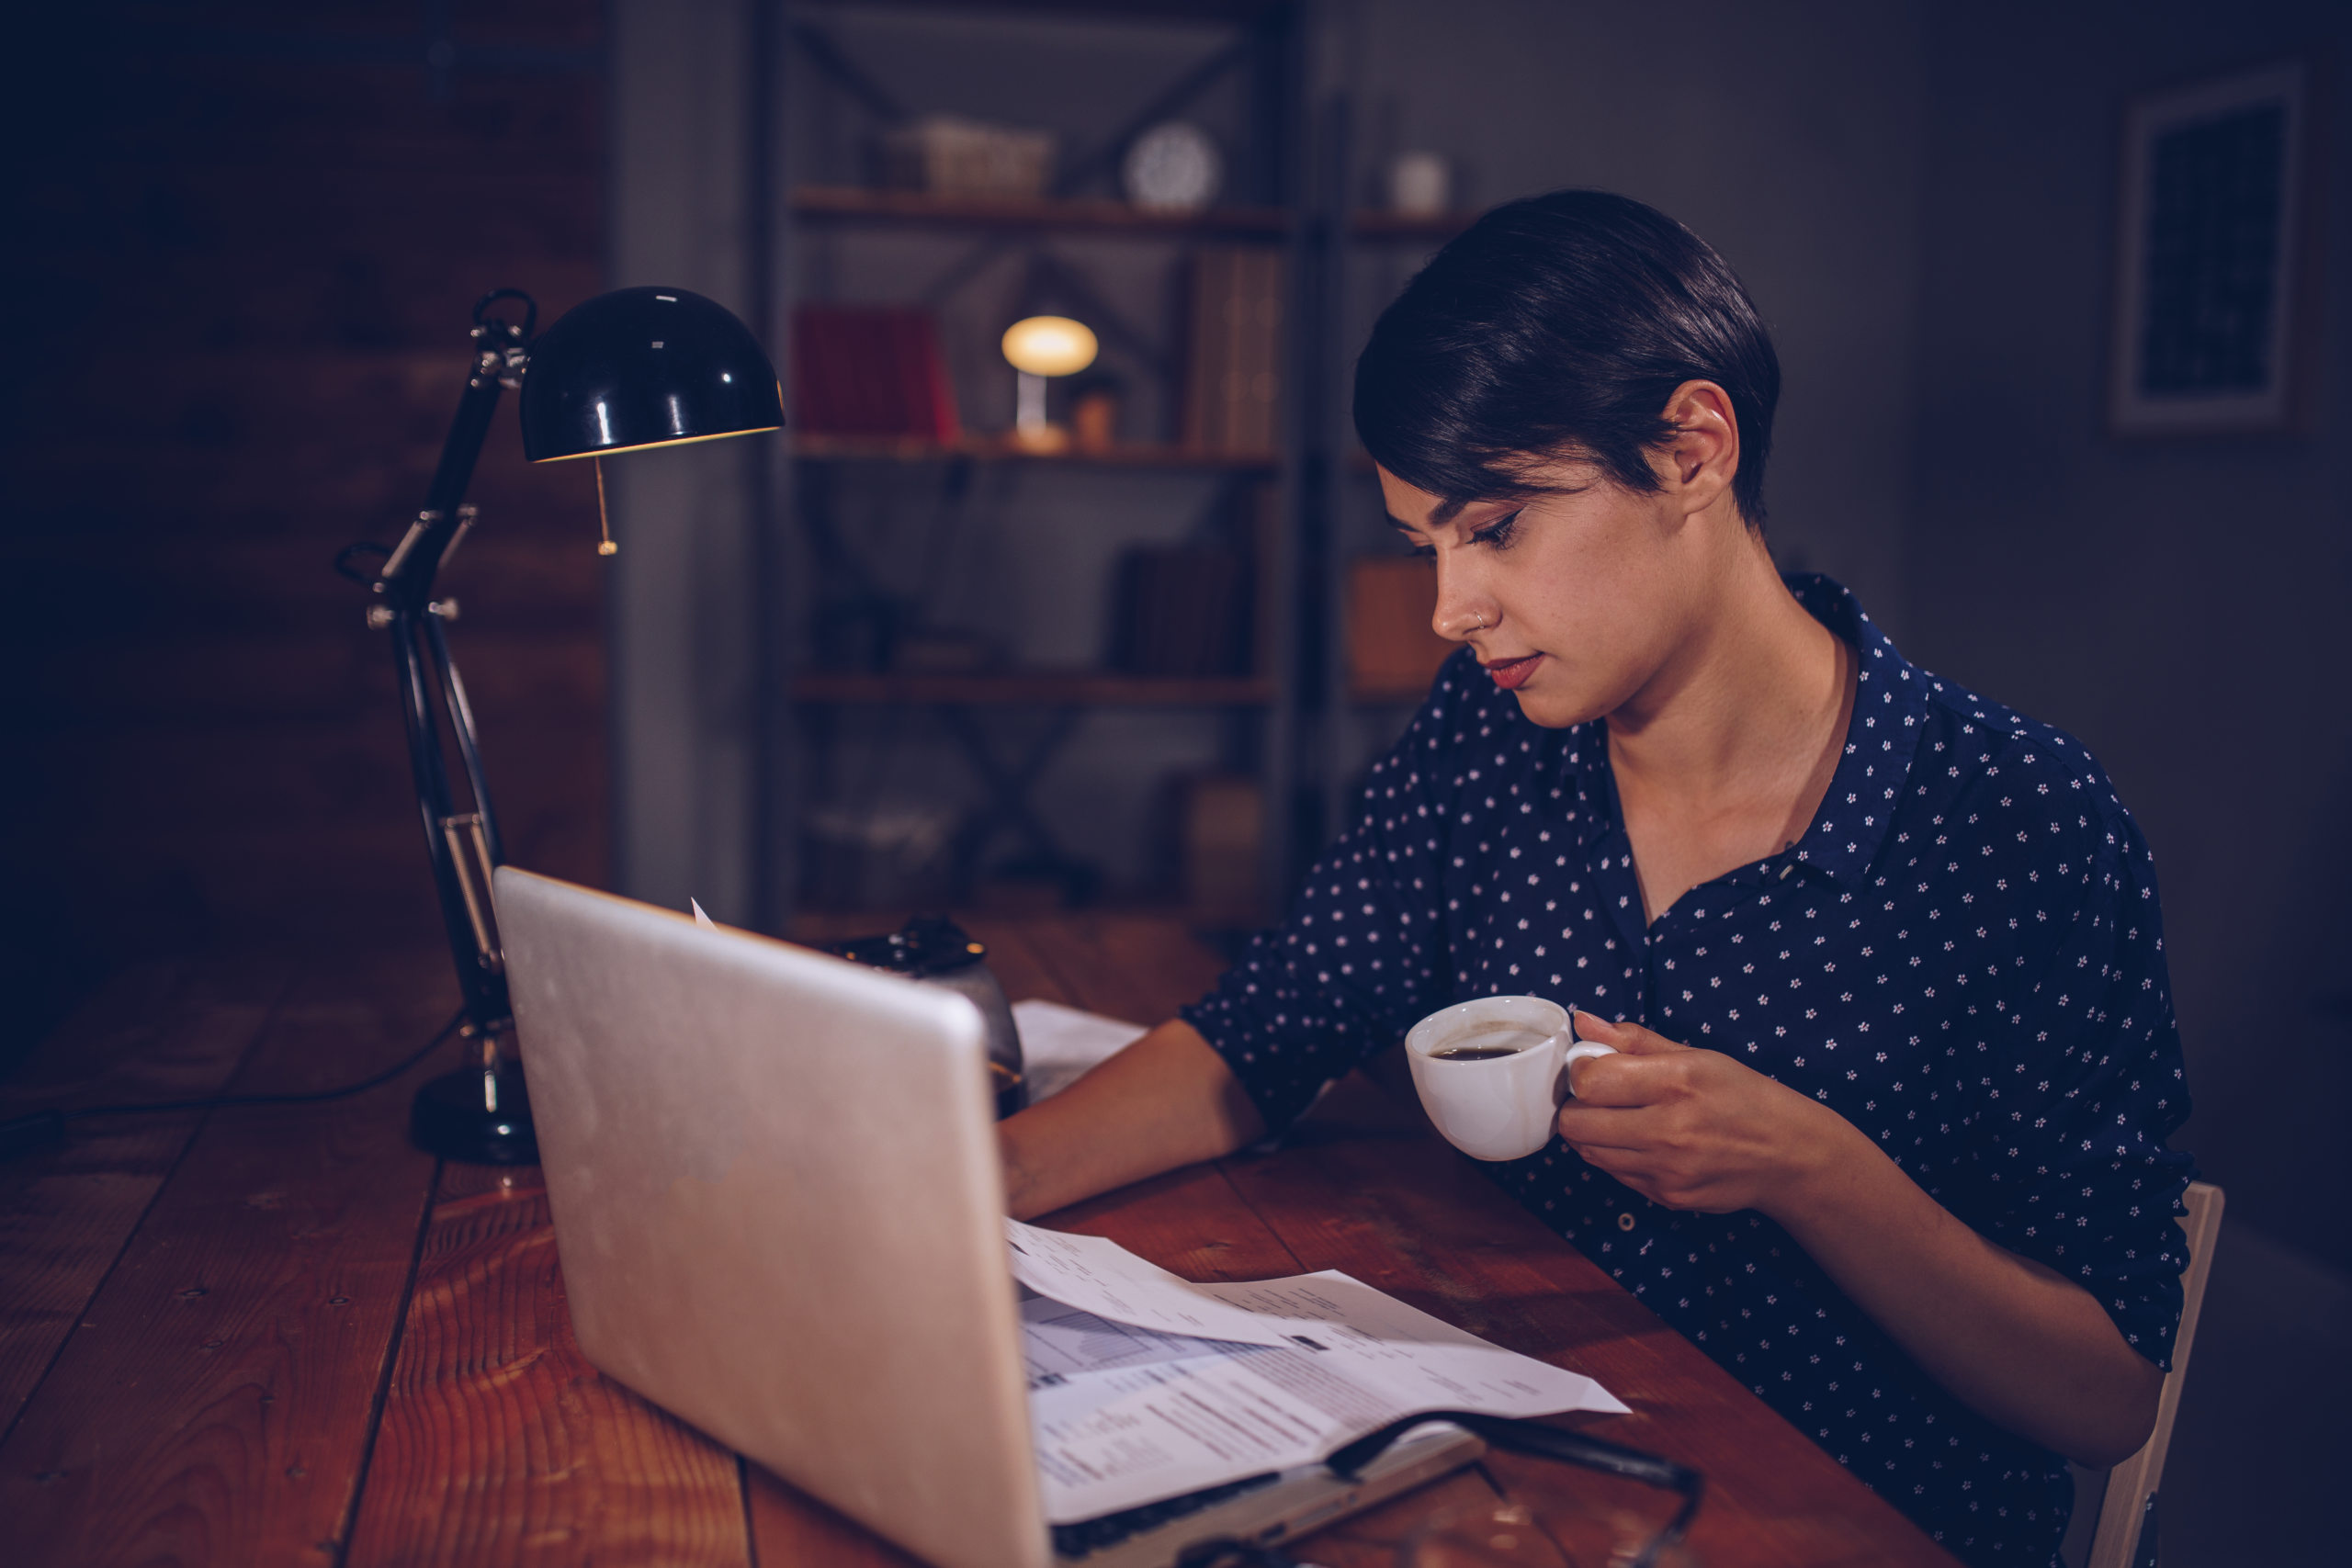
{"left": 1122, "top": 121, "right": 1221, "bottom": 213}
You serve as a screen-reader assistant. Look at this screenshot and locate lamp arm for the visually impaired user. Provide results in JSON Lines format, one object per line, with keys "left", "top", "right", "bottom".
{"left": 422, "top": 610, "right": 505, "bottom": 869}
{"left": 360, "top": 290, "right": 538, "bottom": 1051}
{"left": 379, "top": 291, "right": 535, "bottom": 612}
{"left": 390, "top": 604, "right": 511, "bottom": 1037}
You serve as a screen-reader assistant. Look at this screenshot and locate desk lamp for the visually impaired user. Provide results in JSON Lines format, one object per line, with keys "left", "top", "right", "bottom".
{"left": 344, "top": 286, "right": 781, "bottom": 1164}
{"left": 1001, "top": 314, "right": 1098, "bottom": 453}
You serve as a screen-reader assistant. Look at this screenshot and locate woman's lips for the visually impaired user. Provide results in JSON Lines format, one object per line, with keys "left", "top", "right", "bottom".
{"left": 1483, "top": 653, "right": 1543, "bottom": 691}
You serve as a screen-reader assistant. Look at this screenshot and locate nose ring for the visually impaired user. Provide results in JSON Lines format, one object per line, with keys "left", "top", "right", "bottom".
{"left": 1471, "top": 610, "right": 1487, "bottom": 631}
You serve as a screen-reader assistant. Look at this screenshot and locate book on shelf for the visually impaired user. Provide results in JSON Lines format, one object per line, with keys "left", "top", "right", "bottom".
{"left": 1182, "top": 247, "right": 1283, "bottom": 455}
{"left": 791, "top": 305, "right": 961, "bottom": 441}
{"left": 1108, "top": 546, "right": 1250, "bottom": 678}
{"left": 1347, "top": 556, "right": 1454, "bottom": 697}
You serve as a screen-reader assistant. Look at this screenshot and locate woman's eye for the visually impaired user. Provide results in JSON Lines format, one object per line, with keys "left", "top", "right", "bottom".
{"left": 1406, "top": 543, "right": 1436, "bottom": 559}
{"left": 1471, "top": 511, "right": 1523, "bottom": 549}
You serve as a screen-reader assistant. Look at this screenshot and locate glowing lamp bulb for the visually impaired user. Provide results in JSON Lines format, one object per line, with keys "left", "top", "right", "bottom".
{"left": 1001, "top": 316, "right": 1098, "bottom": 378}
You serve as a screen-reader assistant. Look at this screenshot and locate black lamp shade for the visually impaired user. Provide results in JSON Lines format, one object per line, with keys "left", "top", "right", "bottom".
{"left": 518, "top": 286, "right": 783, "bottom": 462}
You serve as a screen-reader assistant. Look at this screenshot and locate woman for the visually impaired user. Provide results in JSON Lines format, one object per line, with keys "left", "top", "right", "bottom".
{"left": 1001, "top": 190, "right": 2194, "bottom": 1566}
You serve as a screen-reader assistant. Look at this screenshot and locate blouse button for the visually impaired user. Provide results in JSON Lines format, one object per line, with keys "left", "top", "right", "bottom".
{"left": 1617, "top": 1211, "right": 1637, "bottom": 1232}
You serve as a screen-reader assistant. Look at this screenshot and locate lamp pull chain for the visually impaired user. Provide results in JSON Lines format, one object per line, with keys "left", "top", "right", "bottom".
{"left": 594, "top": 457, "right": 618, "bottom": 556}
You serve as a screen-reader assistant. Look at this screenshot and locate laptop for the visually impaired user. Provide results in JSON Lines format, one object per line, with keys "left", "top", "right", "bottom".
{"left": 495, "top": 868, "right": 1482, "bottom": 1568}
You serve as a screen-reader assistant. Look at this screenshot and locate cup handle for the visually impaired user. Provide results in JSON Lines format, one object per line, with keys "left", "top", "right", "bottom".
{"left": 1561, "top": 1041, "right": 1617, "bottom": 1099}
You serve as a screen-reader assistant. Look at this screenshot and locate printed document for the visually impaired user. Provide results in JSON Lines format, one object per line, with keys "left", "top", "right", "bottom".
{"left": 1008, "top": 1220, "right": 1627, "bottom": 1523}
{"left": 1008, "top": 998, "right": 1148, "bottom": 1102}
{"left": 1007, "top": 1219, "right": 1296, "bottom": 1345}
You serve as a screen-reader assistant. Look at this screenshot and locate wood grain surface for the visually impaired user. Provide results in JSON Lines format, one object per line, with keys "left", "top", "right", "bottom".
{"left": 1012, "top": 913, "right": 1230, "bottom": 1027}
{"left": 1, "top": 920, "right": 1958, "bottom": 1568}
{"left": 0, "top": 955, "right": 288, "bottom": 1427}
{"left": 342, "top": 1162, "right": 749, "bottom": 1568}
{"left": 0, "top": 952, "right": 453, "bottom": 1566}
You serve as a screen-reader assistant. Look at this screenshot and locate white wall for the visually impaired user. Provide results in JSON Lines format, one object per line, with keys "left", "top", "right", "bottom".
{"left": 607, "top": 0, "right": 766, "bottom": 922}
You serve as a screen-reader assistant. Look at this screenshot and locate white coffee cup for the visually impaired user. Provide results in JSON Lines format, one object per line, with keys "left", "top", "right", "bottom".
{"left": 1403, "top": 996, "right": 1618, "bottom": 1161}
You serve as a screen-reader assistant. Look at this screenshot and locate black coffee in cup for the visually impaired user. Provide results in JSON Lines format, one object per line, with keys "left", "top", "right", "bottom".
{"left": 1426, "top": 1021, "right": 1551, "bottom": 1063}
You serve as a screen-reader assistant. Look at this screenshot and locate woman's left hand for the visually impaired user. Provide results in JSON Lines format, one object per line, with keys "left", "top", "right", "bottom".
{"left": 1554, "top": 1011, "right": 1868, "bottom": 1216}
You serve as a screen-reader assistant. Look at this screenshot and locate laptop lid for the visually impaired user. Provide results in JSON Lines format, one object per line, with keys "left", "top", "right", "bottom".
{"left": 497, "top": 868, "right": 1050, "bottom": 1568}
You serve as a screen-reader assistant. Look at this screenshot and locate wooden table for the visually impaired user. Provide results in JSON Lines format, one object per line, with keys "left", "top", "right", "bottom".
{"left": 0, "top": 917, "right": 1955, "bottom": 1567}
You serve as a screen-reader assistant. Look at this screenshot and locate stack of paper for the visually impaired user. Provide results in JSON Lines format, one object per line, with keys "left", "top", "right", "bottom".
{"left": 1006, "top": 1220, "right": 1628, "bottom": 1524}
{"left": 1009, "top": 999, "right": 1148, "bottom": 1103}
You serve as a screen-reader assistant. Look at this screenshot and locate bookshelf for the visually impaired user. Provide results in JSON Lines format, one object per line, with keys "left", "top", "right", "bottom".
{"left": 1347, "top": 209, "right": 1481, "bottom": 242}
{"left": 767, "top": 0, "right": 1313, "bottom": 921}
{"left": 789, "top": 432, "right": 1276, "bottom": 470}
{"left": 793, "top": 184, "right": 1293, "bottom": 238}
{"left": 1314, "top": 118, "right": 1498, "bottom": 835}
{"left": 792, "top": 672, "right": 1272, "bottom": 706}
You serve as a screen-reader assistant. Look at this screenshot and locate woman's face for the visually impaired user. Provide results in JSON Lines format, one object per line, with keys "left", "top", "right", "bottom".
{"left": 1379, "top": 455, "right": 1712, "bottom": 730}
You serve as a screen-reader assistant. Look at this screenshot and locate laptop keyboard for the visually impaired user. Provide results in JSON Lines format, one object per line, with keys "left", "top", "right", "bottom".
{"left": 1050, "top": 1472, "right": 1283, "bottom": 1561}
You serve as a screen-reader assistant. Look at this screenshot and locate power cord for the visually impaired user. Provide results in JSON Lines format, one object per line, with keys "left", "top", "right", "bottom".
{"left": 0, "top": 1007, "right": 469, "bottom": 1161}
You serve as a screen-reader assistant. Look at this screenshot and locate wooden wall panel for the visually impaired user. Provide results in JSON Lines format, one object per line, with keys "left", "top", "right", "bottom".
{"left": 1, "top": 3, "right": 611, "bottom": 1062}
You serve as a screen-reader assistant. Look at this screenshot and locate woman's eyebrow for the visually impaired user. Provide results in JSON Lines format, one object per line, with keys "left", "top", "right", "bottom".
{"left": 1386, "top": 496, "right": 1496, "bottom": 533}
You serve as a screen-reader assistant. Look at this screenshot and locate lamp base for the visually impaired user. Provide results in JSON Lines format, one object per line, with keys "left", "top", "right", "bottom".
{"left": 410, "top": 1066, "right": 539, "bottom": 1165}
{"left": 1007, "top": 421, "right": 1070, "bottom": 454}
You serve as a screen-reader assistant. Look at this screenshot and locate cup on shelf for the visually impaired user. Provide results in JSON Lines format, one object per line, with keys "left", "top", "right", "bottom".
{"left": 1069, "top": 375, "right": 1122, "bottom": 453}
{"left": 1388, "top": 151, "right": 1453, "bottom": 217}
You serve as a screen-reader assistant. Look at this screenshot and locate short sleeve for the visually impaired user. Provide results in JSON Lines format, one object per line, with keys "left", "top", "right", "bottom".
{"left": 1968, "top": 807, "right": 2196, "bottom": 1370}
{"left": 1181, "top": 669, "right": 1466, "bottom": 1133}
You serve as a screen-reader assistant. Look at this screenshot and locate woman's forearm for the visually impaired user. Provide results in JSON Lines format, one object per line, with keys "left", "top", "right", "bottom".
{"left": 999, "top": 1019, "right": 1267, "bottom": 1220}
{"left": 1767, "top": 1125, "right": 2163, "bottom": 1467}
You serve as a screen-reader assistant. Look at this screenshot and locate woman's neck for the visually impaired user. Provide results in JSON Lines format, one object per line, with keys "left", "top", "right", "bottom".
{"left": 1605, "top": 535, "right": 1856, "bottom": 917}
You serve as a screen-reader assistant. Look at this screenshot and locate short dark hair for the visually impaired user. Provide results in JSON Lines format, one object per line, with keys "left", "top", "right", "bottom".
{"left": 1354, "top": 189, "right": 1781, "bottom": 525}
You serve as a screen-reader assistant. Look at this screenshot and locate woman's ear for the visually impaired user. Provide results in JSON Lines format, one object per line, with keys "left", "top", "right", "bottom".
{"left": 1650, "top": 379, "right": 1740, "bottom": 517}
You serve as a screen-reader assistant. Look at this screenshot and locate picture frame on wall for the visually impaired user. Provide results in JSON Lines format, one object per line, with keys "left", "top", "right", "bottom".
{"left": 2109, "top": 59, "right": 2313, "bottom": 436}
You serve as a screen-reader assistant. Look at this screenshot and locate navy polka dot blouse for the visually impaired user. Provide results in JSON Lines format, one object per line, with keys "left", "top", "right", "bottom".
{"left": 1183, "top": 576, "right": 2195, "bottom": 1567}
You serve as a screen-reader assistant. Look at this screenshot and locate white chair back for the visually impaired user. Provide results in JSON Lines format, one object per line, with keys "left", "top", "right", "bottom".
{"left": 2084, "top": 1179, "right": 2224, "bottom": 1568}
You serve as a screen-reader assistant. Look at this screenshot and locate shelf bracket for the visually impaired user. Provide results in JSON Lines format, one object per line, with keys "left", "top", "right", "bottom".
{"left": 788, "top": 22, "right": 909, "bottom": 125}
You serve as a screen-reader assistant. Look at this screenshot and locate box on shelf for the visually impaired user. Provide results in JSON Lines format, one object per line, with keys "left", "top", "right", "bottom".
{"left": 878, "top": 115, "right": 1054, "bottom": 198}
{"left": 1347, "top": 557, "right": 1453, "bottom": 698}
{"left": 1171, "top": 773, "right": 1264, "bottom": 926}
{"left": 802, "top": 803, "right": 962, "bottom": 909}
{"left": 891, "top": 627, "right": 1001, "bottom": 673}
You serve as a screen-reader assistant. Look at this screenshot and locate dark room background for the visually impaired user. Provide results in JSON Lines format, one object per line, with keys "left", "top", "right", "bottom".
{"left": 3, "top": 0, "right": 612, "bottom": 1049}
{"left": 5, "top": 4, "right": 2345, "bottom": 1563}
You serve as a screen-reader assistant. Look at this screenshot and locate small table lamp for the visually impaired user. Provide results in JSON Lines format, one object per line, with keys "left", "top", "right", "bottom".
{"left": 347, "top": 286, "right": 781, "bottom": 1164}
{"left": 1001, "top": 314, "right": 1098, "bottom": 453}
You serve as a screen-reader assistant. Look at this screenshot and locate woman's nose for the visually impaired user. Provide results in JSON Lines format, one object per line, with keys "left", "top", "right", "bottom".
{"left": 1430, "top": 565, "right": 1495, "bottom": 642}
